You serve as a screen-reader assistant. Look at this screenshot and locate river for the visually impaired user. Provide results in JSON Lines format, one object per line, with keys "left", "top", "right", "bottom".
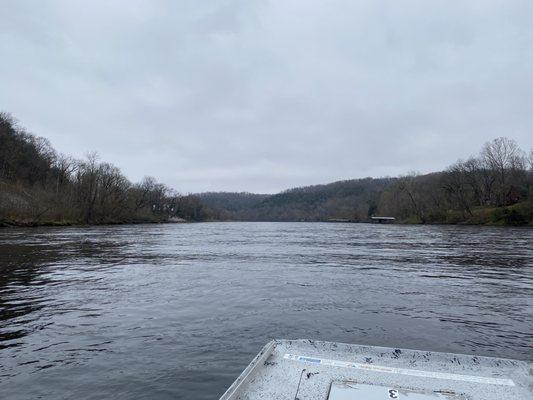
{"left": 0, "top": 222, "right": 531, "bottom": 399}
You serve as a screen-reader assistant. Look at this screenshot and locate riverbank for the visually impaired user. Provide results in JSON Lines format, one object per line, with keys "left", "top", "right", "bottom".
{"left": 4, "top": 204, "right": 531, "bottom": 228}
{"left": 0, "top": 217, "right": 189, "bottom": 228}
{"left": 394, "top": 202, "right": 533, "bottom": 226}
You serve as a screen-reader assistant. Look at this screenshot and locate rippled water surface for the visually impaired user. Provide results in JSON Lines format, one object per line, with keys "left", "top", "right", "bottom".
{"left": 0, "top": 222, "right": 532, "bottom": 399}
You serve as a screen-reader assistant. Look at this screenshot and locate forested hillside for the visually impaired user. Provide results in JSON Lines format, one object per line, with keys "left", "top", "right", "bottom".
{"left": 197, "top": 192, "right": 269, "bottom": 219}
{"left": 200, "top": 138, "right": 533, "bottom": 225}
{"left": 0, "top": 113, "right": 213, "bottom": 226}
{"left": 199, "top": 179, "right": 394, "bottom": 221}
{"left": 2, "top": 112, "right": 532, "bottom": 226}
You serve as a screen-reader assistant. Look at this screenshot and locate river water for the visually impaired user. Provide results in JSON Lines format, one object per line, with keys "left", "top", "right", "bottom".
{"left": 0, "top": 222, "right": 531, "bottom": 399}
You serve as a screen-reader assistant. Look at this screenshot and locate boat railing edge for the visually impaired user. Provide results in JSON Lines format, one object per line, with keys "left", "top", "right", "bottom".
{"left": 219, "top": 340, "right": 277, "bottom": 400}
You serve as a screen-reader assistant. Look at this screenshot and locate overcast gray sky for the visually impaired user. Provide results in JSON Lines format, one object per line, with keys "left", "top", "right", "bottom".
{"left": 1, "top": 0, "right": 532, "bottom": 193}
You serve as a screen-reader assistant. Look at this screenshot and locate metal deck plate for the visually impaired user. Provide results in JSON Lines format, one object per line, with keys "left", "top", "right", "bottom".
{"left": 328, "top": 382, "right": 464, "bottom": 399}
{"left": 220, "top": 339, "right": 532, "bottom": 400}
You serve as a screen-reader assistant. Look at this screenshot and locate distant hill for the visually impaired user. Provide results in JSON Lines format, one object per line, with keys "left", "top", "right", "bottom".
{"left": 199, "top": 177, "right": 395, "bottom": 221}
{"left": 198, "top": 192, "right": 269, "bottom": 214}
{"left": 197, "top": 144, "right": 533, "bottom": 225}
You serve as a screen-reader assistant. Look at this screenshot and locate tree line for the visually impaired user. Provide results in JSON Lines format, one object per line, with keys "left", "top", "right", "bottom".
{"left": 2, "top": 111, "right": 532, "bottom": 226}
{"left": 378, "top": 137, "right": 533, "bottom": 224}
{"left": 0, "top": 112, "right": 214, "bottom": 226}
{"left": 200, "top": 138, "right": 533, "bottom": 225}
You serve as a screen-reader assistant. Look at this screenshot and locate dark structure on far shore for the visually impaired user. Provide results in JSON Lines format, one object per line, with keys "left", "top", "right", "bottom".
{"left": 371, "top": 216, "right": 395, "bottom": 224}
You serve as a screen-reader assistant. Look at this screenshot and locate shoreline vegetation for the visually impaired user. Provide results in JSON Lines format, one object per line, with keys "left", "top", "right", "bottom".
{"left": 0, "top": 112, "right": 214, "bottom": 227}
{"left": 1, "top": 112, "right": 532, "bottom": 228}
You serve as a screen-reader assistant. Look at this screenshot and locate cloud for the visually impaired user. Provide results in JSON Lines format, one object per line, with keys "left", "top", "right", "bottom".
{"left": 1, "top": 0, "right": 532, "bottom": 193}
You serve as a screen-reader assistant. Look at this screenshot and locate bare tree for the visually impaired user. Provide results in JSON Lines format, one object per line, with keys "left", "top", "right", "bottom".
{"left": 442, "top": 161, "right": 474, "bottom": 217}
{"left": 480, "top": 137, "right": 525, "bottom": 205}
{"left": 75, "top": 152, "right": 100, "bottom": 223}
{"left": 397, "top": 173, "right": 426, "bottom": 223}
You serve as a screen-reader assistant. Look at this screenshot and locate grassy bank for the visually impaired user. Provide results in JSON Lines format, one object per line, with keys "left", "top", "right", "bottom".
{"left": 395, "top": 202, "right": 533, "bottom": 226}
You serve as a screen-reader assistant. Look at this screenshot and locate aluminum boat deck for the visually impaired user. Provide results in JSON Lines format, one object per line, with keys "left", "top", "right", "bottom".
{"left": 220, "top": 339, "right": 531, "bottom": 400}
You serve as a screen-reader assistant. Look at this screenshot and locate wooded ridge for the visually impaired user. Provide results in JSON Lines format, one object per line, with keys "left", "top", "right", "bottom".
{"left": 1, "top": 112, "right": 532, "bottom": 226}
{"left": 0, "top": 112, "right": 213, "bottom": 226}
{"left": 198, "top": 141, "right": 533, "bottom": 225}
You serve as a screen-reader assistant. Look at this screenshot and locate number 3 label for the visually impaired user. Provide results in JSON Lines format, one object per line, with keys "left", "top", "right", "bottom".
{"left": 388, "top": 389, "right": 399, "bottom": 399}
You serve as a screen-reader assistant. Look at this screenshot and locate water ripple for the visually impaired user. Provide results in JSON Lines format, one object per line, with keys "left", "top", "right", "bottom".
{"left": 0, "top": 222, "right": 531, "bottom": 400}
